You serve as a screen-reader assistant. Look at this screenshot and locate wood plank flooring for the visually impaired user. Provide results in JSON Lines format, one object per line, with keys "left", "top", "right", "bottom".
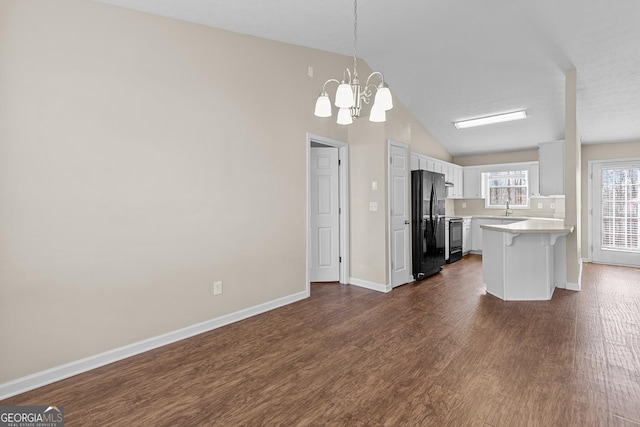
{"left": 2, "top": 256, "right": 640, "bottom": 426}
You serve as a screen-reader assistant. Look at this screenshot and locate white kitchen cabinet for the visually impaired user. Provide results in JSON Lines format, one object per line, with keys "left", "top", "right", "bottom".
{"left": 463, "top": 168, "right": 482, "bottom": 198}
{"left": 449, "top": 164, "right": 465, "bottom": 198}
{"left": 431, "top": 160, "right": 444, "bottom": 174}
{"left": 529, "top": 163, "right": 540, "bottom": 197}
{"left": 419, "top": 157, "right": 428, "bottom": 171}
{"left": 446, "top": 164, "right": 462, "bottom": 199}
{"left": 539, "top": 141, "right": 564, "bottom": 195}
{"left": 410, "top": 154, "right": 419, "bottom": 171}
{"left": 455, "top": 167, "right": 464, "bottom": 198}
{"left": 429, "top": 160, "right": 443, "bottom": 174}
{"left": 445, "top": 220, "right": 449, "bottom": 262}
{"left": 471, "top": 218, "right": 490, "bottom": 252}
{"left": 410, "top": 153, "right": 463, "bottom": 198}
{"left": 462, "top": 218, "right": 471, "bottom": 254}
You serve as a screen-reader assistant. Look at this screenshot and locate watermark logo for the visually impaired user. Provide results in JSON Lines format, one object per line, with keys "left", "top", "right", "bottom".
{"left": 0, "top": 405, "right": 64, "bottom": 427}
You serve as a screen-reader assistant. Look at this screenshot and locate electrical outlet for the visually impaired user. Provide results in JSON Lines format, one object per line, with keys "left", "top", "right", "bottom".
{"left": 550, "top": 203, "right": 556, "bottom": 209}
{"left": 537, "top": 203, "right": 543, "bottom": 209}
{"left": 213, "top": 281, "right": 223, "bottom": 296}
{"left": 369, "top": 202, "right": 378, "bottom": 212}
{"left": 462, "top": 202, "right": 467, "bottom": 208}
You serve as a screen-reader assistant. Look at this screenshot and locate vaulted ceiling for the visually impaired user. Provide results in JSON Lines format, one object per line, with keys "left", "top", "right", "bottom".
{"left": 97, "top": 0, "right": 640, "bottom": 156}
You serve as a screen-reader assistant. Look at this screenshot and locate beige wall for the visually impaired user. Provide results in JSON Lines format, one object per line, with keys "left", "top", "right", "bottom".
{"left": 340, "top": 66, "right": 452, "bottom": 287}
{"left": 581, "top": 140, "right": 640, "bottom": 254}
{"left": 0, "top": 0, "right": 450, "bottom": 383}
{"left": 0, "top": 0, "right": 338, "bottom": 382}
{"left": 453, "top": 149, "right": 538, "bottom": 166}
{"left": 348, "top": 121, "right": 388, "bottom": 284}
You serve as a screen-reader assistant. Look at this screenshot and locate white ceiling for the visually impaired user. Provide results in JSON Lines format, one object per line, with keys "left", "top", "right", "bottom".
{"left": 97, "top": 0, "right": 640, "bottom": 157}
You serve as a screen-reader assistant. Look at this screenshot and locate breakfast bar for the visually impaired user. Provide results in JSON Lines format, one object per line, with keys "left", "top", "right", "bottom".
{"left": 481, "top": 218, "right": 574, "bottom": 301}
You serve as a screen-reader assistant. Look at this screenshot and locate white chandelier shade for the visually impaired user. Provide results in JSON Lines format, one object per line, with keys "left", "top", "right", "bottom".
{"left": 337, "top": 107, "right": 354, "bottom": 125}
{"left": 374, "top": 83, "right": 393, "bottom": 111}
{"left": 335, "top": 83, "right": 355, "bottom": 108}
{"left": 314, "top": 93, "right": 332, "bottom": 117}
{"left": 369, "top": 104, "right": 386, "bottom": 123}
{"left": 313, "top": 0, "right": 393, "bottom": 125}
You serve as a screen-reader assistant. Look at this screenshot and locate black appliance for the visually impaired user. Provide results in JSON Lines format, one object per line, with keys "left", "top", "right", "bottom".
{"left": 448, "top": 217, "right": 463, "bottom": 264}
{"left": 411, "top": 170, "right": 446, "bottom": 281}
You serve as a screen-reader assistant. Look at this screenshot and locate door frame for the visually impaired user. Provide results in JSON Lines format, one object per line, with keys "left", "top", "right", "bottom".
{"left": 306, "top": 133, "right": 350, "bottom": 296}
{"left": 387, "top": 139, "right": 411, "bottom": 288}
{"left": 588, "top": 157, "right": 640, "bottom": 266}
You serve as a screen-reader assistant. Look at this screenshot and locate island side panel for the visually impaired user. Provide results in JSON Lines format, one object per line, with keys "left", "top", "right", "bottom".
{"left": 482, "top": 228, "right": 506, "bottom": 299}
{"left": 504, "top": 233, "right": 555, "bottom": 301}
{"left": 553, "top": 236, "right": 567, "bottom": 290}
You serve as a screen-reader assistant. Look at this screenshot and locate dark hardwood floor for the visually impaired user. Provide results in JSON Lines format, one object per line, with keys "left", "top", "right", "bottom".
{"left": 3, "top": 255, "right": 640, "bottom": 426}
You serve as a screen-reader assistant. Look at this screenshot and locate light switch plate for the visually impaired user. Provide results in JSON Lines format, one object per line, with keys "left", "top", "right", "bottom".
{"left": 213, "top": 281, "right": 223, "bottom": 295}
{"left": 462, "top": 202, "right": 467, "bottom": 208}
{"left": 372, "top": 181, "right": 378, "bottom": 191}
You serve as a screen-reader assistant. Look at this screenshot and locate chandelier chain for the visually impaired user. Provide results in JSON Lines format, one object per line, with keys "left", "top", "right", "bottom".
{"left": 353, "top": 0, "right": 358, "bottom": 74}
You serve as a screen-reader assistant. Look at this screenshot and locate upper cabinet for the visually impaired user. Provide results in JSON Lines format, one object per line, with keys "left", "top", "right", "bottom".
{"left": 528, "top": 163, "right": 540, "bottom": 197}
{"left": 539, "top": 140, "right": 565, "bottom": 196}
{"left": 449, "top": 164, "right": 464, "bottom": 199}
{"left": 462, "top": 161, "right": 539, "bottom": 199}
{"left": 409, "top": 153, "right": 463, "bottom": 198}
{"left": 411, "top": 154, "right": 545, "bottom": 200}
{"left": 410, "top": 154, "right": 419, "bottom": 171}
{"left": 463, "top": 167, "right": 482, "bottom": 198}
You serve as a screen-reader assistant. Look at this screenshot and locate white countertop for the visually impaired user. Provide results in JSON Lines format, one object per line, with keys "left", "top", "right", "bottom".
{"left": 480, "top": 218, "right": 574, "bottom": 234}
{"left": 470, "top": 215, "right": 554, "bottom": 220}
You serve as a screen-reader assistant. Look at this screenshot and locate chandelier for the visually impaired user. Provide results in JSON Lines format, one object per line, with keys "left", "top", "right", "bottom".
{"left": 313, "top": 0, "right": 393, "bottom": 125}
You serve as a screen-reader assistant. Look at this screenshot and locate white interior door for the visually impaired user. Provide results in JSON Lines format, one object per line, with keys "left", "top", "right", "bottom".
{"left": 592, "top": 161, "right": 640, "bottom": 267}
{"left": 389, "top": 143, "right": 410, "bottom": 287}
{"left": 310, "top": 147, "right": 340, "bottom": 282}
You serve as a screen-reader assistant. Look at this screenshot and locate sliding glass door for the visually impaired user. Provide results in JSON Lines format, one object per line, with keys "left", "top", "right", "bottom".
{"left": 592, "top": 161, "right": 640, "bottom": 266}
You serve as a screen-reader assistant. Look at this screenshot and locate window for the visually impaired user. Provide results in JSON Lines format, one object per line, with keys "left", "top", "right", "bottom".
{"left": 484, "top": 170, "right": 529, "bottom": 208}
{"left": 601, "top": 165, "right": 639, "bottom": 251}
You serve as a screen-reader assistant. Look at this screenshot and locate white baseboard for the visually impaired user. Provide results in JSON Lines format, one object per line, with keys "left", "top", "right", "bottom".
{"left": 566, "top": 260, "right": 583, "bottom": 291}
{"left": 349, "top": 277, "right": 391, "bottom": 293}
{"left": 0, "top": 290, "right": 308, "bottom": 401}
{"left": 566, "top": 281, "right": 580, "bottom": 291}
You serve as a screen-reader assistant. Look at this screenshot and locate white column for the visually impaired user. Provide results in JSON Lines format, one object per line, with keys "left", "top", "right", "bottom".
{"left": 565, "top": 69, "right": 582, "bottom": 290}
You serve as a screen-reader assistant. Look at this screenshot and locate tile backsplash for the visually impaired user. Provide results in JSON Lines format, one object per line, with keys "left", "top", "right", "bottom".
{"left": 452, "top": 197, "right": 565, "bottom": 218}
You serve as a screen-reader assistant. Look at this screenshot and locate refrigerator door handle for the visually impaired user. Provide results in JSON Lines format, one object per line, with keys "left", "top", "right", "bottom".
{"left": 430, "top": 183, "right": 435, "bottom": 224}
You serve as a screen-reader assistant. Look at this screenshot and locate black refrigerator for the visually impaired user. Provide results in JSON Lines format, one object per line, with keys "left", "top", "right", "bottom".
{"left": 411, "top": 170, "right": 446, "bottom": 281}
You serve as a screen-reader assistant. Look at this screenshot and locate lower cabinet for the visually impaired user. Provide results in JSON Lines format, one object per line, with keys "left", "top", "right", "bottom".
{"left": 471, "top": 219, "right": 490, "bottom": 252}
{"left": 462, "top": 218, "right": 471, "bottom": 254}
{"left": 445, "top": 220, "right": 449, "bottom": 262}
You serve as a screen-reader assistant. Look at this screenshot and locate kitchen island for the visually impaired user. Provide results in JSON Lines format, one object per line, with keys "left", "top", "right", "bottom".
{"left": 481, "top": 218, "right": 574, "bottom": 301}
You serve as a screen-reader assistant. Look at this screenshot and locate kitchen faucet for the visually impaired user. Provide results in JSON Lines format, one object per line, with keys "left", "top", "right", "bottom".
{"left": 505, "top": 200, "right": 513, "bottom": 216}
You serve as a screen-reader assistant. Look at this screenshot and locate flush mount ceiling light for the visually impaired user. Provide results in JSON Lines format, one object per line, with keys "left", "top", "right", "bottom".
{"left": 313, "top": 0, "right": 393, "bottom": 125}
{"left": 454, "top": 110, "right": 527, "bottom": 129}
